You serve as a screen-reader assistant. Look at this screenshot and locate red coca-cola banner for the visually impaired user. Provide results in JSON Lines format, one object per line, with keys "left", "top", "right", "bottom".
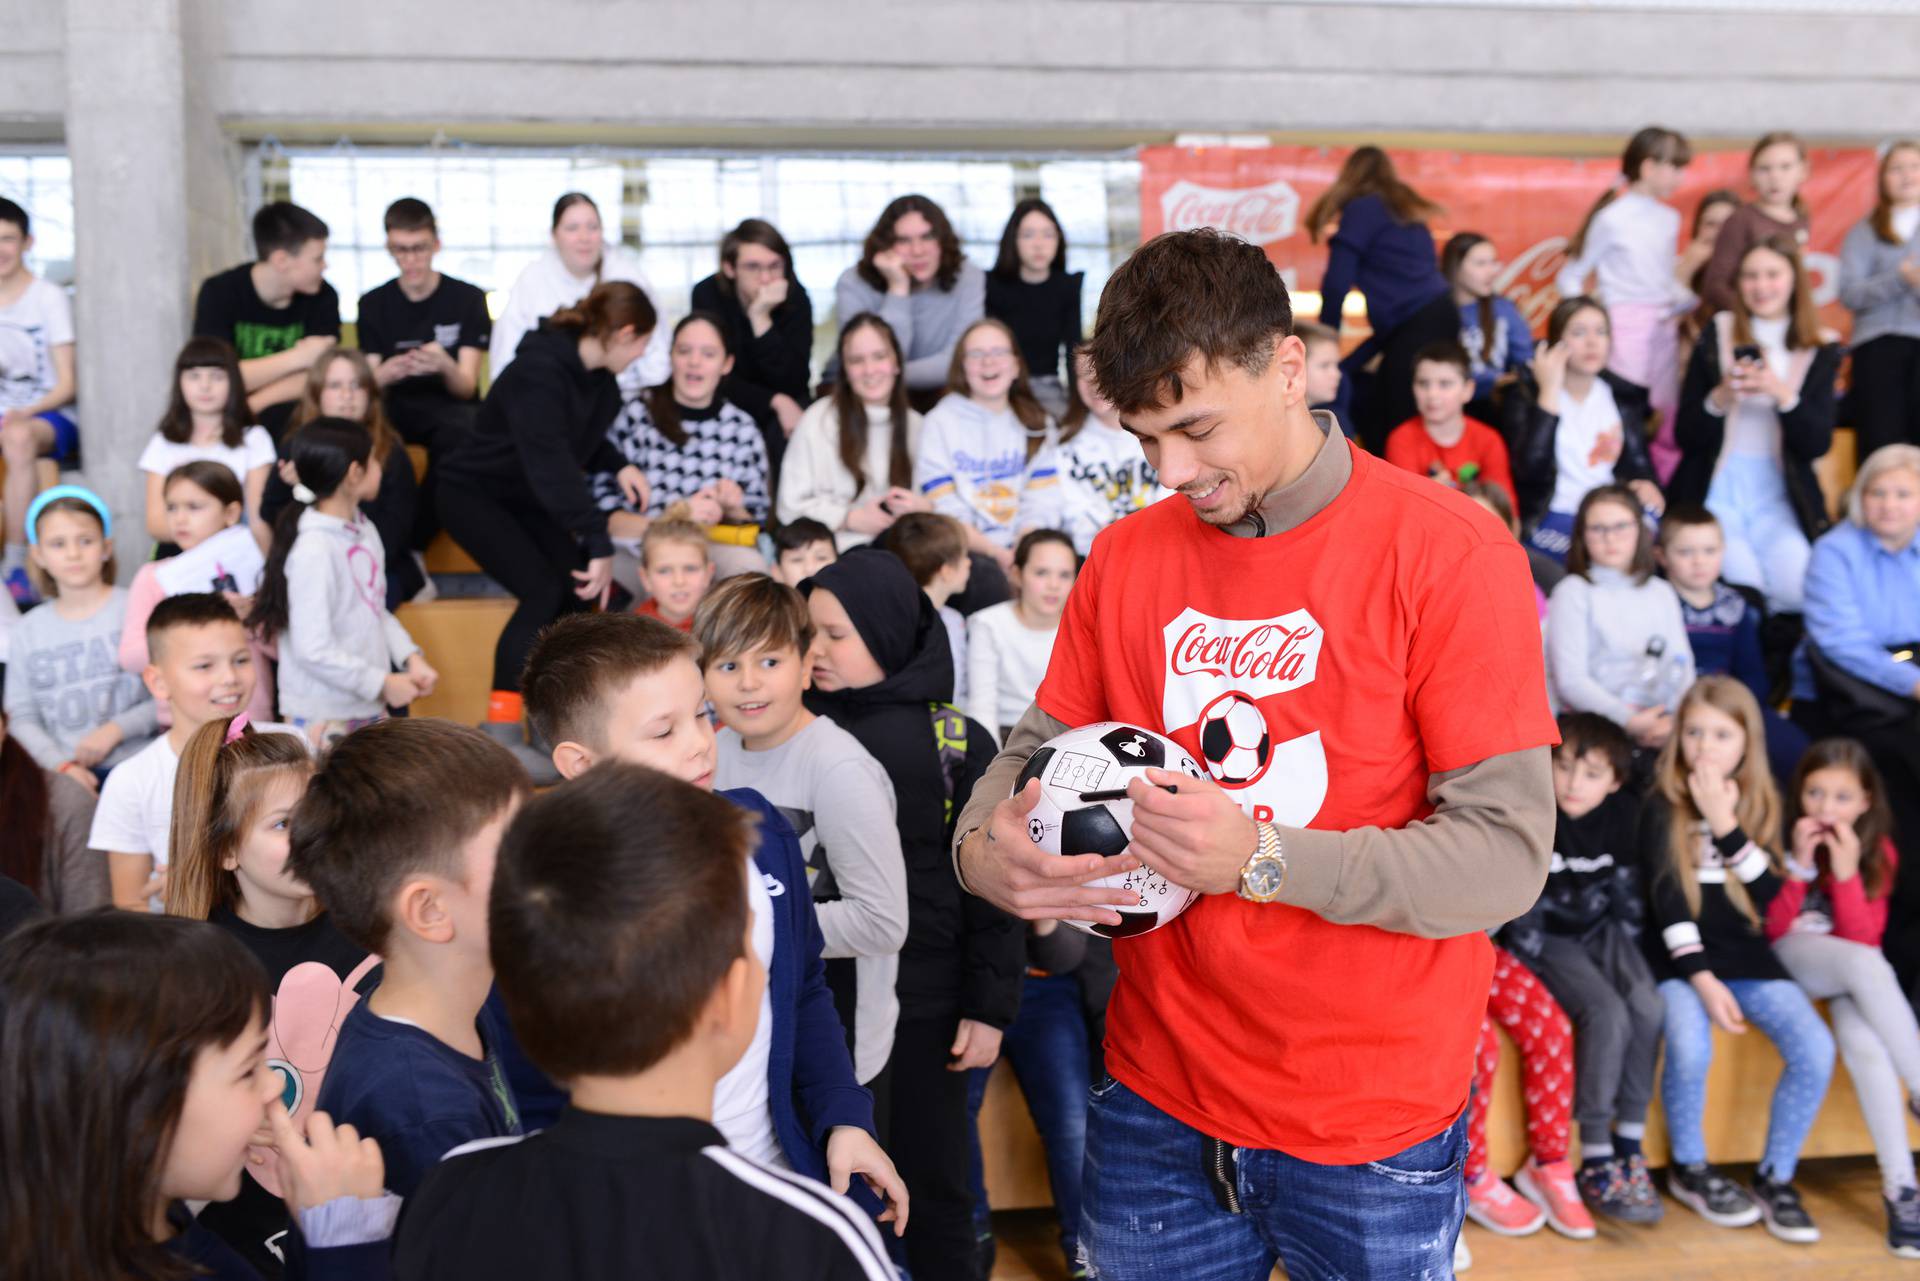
{"left": 1141, "top": 143, "right": 1882, "bottom": 339}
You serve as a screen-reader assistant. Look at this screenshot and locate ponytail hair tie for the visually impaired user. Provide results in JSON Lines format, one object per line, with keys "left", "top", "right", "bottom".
{"left": 224, "top": 713, "right": 252, "bottom": 745}
{"left": 291, "top": 483, "right": 318, "bottom": 505}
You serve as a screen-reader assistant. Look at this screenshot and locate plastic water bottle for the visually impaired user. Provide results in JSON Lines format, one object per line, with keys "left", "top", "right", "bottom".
{"left": 1629, "top": 636, "right": 1668, "bottom": 709}
{"left": 1657, "top": 652, "right": 1692, "bottom": 710}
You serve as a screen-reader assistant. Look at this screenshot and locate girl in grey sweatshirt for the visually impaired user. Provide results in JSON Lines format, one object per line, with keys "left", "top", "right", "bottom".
{"left": 3, "top": 490, "right": 155, "bottom": 775}
{"left": 1546, "top": 485, "right": 1694, "bottom": 743}
{"left": 247, "top": 420, "right": 434, "bottom": 737}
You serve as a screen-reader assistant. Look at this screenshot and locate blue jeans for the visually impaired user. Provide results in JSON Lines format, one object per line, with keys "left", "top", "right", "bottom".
{"left": 1081, "top": 1078, "right": 1466, "bottom": 1280}
{"left": 967, "top": 973, "right": 1092, "bottom": 1268}
{"left": 1658, "top": 976, "right": 1835, "bottom": 1180}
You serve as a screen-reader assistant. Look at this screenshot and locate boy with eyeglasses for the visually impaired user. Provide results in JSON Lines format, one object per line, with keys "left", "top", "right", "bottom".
{"left": 356, "top": 197, "right": 492, "bottom": 543}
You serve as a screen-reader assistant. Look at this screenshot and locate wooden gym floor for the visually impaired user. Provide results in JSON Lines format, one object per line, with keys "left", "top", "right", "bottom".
{"left": 988, "top": 1156, "right": 1911, "bottom": 1280}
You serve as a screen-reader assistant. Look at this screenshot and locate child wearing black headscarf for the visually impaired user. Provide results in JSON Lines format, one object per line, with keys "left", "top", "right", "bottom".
{"left": 801, "top": 547, "right": 1021, "bottom": 1281}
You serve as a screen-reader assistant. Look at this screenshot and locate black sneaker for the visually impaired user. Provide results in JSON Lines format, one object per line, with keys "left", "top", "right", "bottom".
{"left": 1887, "top": 1186, "right": 1920, "bottom": 1259}
{"left": 1667, "top": 1162, "right": 1761, "bottom": 1228}
{"left": 1622, "top": 1154, "right": 1665, "bottom": 1222}
{"left": 1577, "top": 1158, "right": 1655, "bottom": 1225}
{"left": 1750, "top": 1172, "right": 1819, "bottom": 1243}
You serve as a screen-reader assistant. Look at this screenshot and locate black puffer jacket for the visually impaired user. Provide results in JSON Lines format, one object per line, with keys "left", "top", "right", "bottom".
{"left": 1502, "top": 367, "right": 1658, "bottom": 525}
{"left": 803, "top": 548, "right": 1023, "bottom": 1028}
{"left": 1670, "top": 322, "right": 1840, "bottom": 544}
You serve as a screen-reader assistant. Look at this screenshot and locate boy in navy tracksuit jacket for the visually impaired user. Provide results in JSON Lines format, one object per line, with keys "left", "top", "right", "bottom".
{"left": 518, "top": 611, "right": 904, "bottom": 1218}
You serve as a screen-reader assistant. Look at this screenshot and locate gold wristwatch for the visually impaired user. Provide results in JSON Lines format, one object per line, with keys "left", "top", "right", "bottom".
{"left": 1237, "top": 820, "right": 1286, "bottom": 903}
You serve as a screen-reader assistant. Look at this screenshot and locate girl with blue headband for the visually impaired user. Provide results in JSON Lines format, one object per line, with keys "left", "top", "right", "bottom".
{"left": 1, "top": 486, "right": 156, "bottom": 789}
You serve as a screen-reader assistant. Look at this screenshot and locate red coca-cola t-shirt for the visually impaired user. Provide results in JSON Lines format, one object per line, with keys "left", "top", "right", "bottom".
{"left": 1385, "top": 415, "right": 1516, "bottom": 512}
{"left": 1036, "top": 443, "right": 1555, "bottom": 1162}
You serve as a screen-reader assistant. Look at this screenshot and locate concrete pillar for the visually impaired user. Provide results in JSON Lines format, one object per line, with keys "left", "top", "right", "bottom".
{"left": 63, "top": 0, "right": 242, "bottom": 557}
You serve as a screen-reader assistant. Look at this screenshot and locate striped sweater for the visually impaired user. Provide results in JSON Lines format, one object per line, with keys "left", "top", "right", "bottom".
{"left": 1641, "top": 792, "right": 1791, "bottom": 983}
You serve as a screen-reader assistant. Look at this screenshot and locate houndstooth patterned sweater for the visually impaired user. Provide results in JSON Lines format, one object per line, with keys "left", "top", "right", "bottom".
{"left": 593, "top": 394, "right": 771, "bottom": 521}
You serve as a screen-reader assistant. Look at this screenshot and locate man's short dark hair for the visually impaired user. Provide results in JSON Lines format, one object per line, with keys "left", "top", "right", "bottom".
{"left": 885, "top": 512, "right": 967, "bottom": 587}
{"left": 146, "top": 592, "right": 242, "bottom": 663}
{"left": 287, "top": 719, "right": 530, "bottom": 953}
{"left": 1087, "top": 228, "right": 1293, "bottom": 416}
{"left": 692, "top": 574, "right": 815, "bottom": 669}
{"left": 383, "top": 198, "right": 437, "bottom": 236}
{"left": 252, "top": 201, "right": 329, "bottom": 261}
{"left": 490, "top": 762, "right": 755, "bottom": 1080}
{"left": 0, "top": 198, "right": 28, "bottom": 238}
{"left": 771, "top": 518, "right": 835, "bottom": 560}
{"left": 1555, "top": 712, "right": 1632, "bottom": 787}
{"left": 522, "top": 613, "right": 699, "bottom": 751}
{"left": 1412, "top": 341, "right": 1473, "bottom": 383}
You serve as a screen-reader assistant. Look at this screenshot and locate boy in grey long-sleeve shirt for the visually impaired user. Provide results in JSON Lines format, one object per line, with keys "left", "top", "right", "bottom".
{"left": 698, "top": 574, "right": 909, "bottom": 1087}
{"left": 714, "top": 714, "right": 908, "bottom": 1087}
{"left": 830, "top": 258, "right": 986, "bottom": 392}
{"left": 3, "top": 587, "right": 156, "bottom": 770}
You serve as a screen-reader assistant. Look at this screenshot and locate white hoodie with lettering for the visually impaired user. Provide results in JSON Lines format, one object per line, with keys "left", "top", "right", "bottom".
{"left": 913, "top": 394, "right": 1058, "bottom": 549}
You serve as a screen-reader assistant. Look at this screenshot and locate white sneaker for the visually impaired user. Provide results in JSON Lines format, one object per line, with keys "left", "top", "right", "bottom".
{"left": 409, "top": 552, "right": 438, "bottom": 604}
{"left": 1453, "top": 1235, "right": 1472, "bottom": 1272}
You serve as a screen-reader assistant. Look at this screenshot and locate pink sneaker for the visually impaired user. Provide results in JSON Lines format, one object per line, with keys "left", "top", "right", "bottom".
{"left": 1516, "top": 1156, "right": 1598, "bottom": 1240}
{"left": 1465, "top": 1168, "right": 1546, "bottom": 1236}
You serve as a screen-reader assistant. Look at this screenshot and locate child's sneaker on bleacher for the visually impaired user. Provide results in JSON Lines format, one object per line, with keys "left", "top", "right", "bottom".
{"left": 1886, "top": 1186, "right": 1920, "bottom": 1259}
{"left": 4, "top": 565, "right": 38, "bottom": 607}
{"left": 478, "top": 718, "right": 559, "bottom": 786}
{"left": 1515, "top": 1156, "right": 1596, "bottom": 1238}
{"left": 1667, "top": 1161, "right": 1761, "bottom": 1228}
{"left": 1621, "top": 1154, "right": 1665, "bottom": 1223}
{"left": 1576, "top": 1158, "right": 1638, "bottom": 1223}
{"left": 1453, "top": 1234, "right": 1471, "bottom": 1272}
{"left": 1465, "top": 1167, "right": 1545, "bottom": 1235}
{"left": 1750, "top": 1171, "right": 1819, "bottom": 1243}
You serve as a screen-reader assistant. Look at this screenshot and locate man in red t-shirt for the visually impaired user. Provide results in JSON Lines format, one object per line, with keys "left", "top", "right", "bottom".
{"left": 953, "top": 231, "right": 1556, "bottom": 1279}
{"left": 1385, "top": 339, "right": 1517, "bottom": 511}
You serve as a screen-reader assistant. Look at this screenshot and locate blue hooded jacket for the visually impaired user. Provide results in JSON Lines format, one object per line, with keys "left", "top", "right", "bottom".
{"left": 490, "top": 787, "right": 874, "bottom": 1186}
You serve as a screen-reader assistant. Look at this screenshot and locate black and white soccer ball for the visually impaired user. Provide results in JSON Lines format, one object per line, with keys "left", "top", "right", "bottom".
{"left": 1015, "top": 721, "right": 1203, "bottom": 939}
{"left": 1197, "top": 691, "right": 1272, "bottom": 787}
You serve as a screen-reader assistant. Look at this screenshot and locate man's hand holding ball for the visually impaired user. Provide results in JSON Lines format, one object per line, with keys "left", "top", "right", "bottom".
{"left": 959, "top": 779, "right": 1141, "bottom": 926}
{"left": 1124, "top": 768, "right": 1260, "bottom": 897}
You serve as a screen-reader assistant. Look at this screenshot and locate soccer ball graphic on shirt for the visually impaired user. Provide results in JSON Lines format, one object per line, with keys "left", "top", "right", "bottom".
{"left": 1197, "top": 691, "right": 1273, "bottom": 787}
{"left": 1015, "top": 721, "right": 1203, "bottom": 939}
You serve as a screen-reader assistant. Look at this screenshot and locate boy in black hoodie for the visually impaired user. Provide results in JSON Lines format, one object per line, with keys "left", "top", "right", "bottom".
{"left": 800, "top": 547, "right": 1023, "bottom": 1281}
{"left": 1502, "top": 712, "right": 1665, "bottom": 1226}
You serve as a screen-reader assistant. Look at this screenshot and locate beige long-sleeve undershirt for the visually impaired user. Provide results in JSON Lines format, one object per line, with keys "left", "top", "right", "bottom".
{"left": 952, "top": 412, "right": 1554, "bottom": 940}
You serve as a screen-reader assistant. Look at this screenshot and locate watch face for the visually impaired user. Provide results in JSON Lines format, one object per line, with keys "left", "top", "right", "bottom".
{"left": 1244, "top": 858, "right": 1284, "bottom": 898}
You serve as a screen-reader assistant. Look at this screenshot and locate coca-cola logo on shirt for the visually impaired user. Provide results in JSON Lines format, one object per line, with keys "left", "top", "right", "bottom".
{"left": 1159, "top": 606, "right": 1329, "bottom": 828}
{"left": 1161, "top": 606, "right": 1322, "bottom": 730}
{"left": 1159, "top": 180, "right": 1300, "bottom": 247}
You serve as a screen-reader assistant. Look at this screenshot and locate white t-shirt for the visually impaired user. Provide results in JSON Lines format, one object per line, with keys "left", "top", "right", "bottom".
{"left": 137, "top": 426, "right": 277, "bottom": 485}
{"left": 0, "top": 276, "right": 76, "bottom": 423}
{"left": 1725, "top": 316, "right": 1792, "bottom": 459}
{"left": 966, "top": 601, "right": 1060, "bottom": 744}
{"left": 88, "top": 733, "right": 178, "bottom": 866}
{"left": 940, "top": 604, "right": 969, "bottom": 707}
{"left": 1547, "top": 378, "right": 1625, "bottom": 515}
{"left": 712, "top": 864, "right": 784, "bottom": 1168}
{"left": 1894, "top": 205, "right": 1920, "bottom": 245}
{"left": 88, "top": 722, "right": 304, "bottom": 898}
